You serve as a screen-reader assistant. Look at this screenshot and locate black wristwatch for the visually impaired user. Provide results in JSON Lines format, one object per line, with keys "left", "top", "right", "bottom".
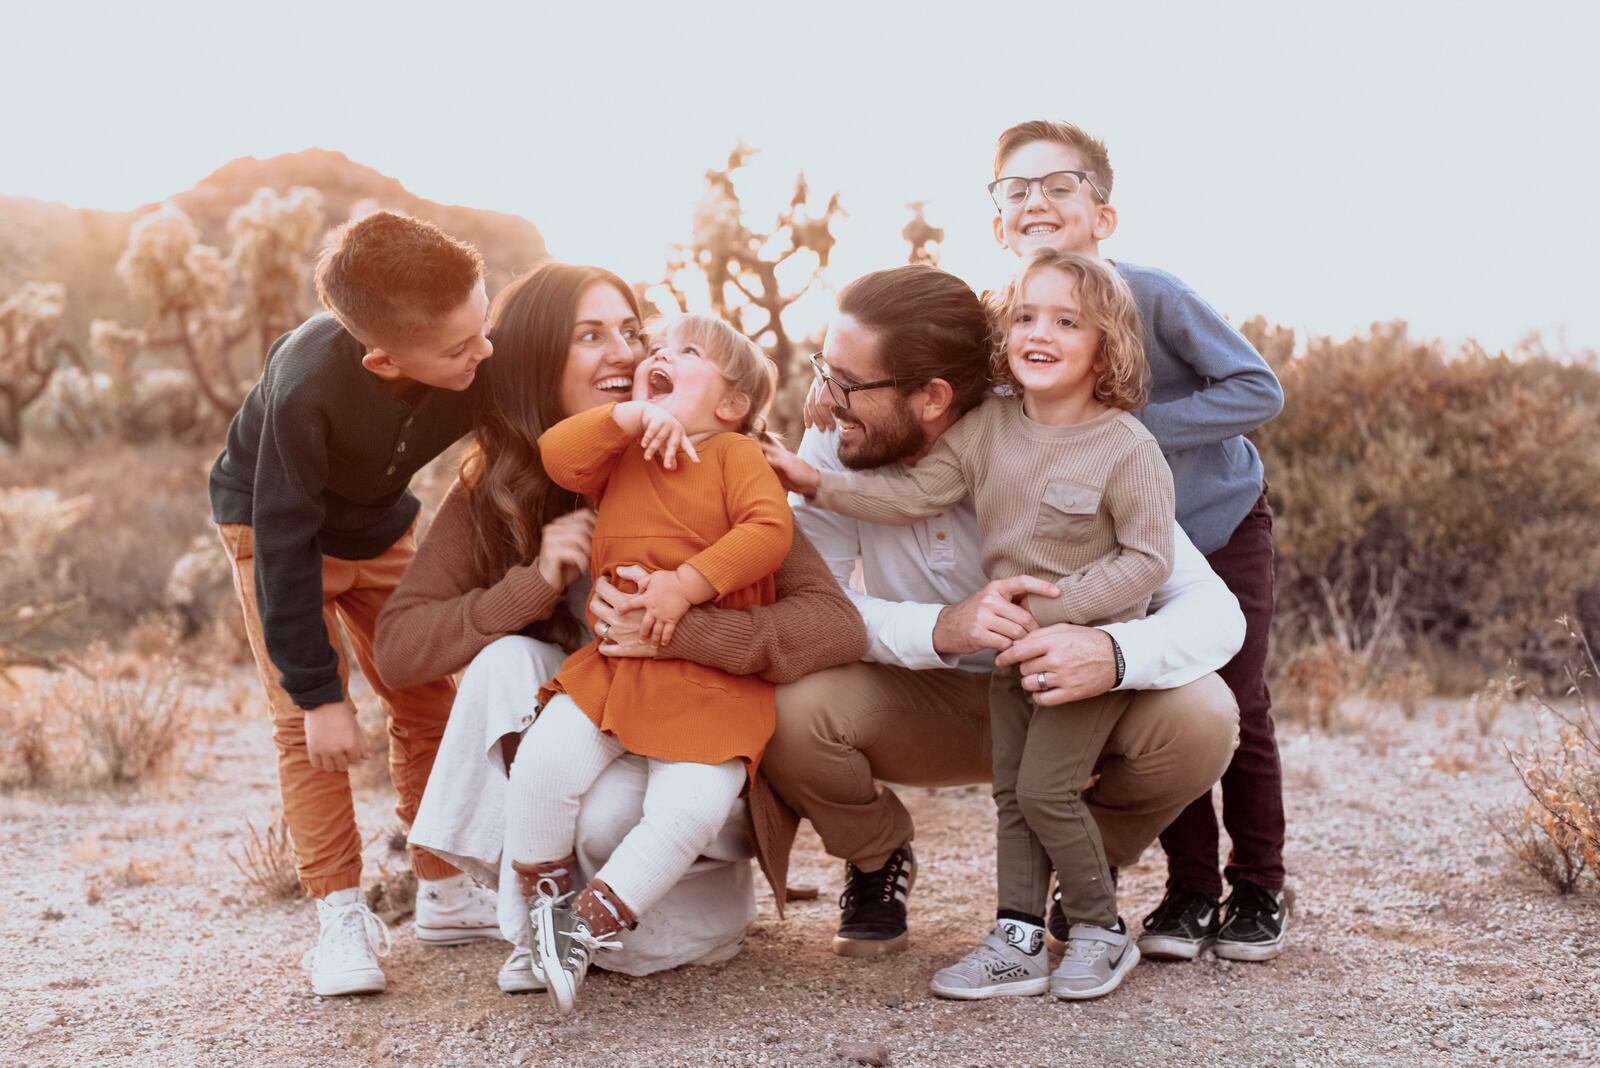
{"left": 1108, "top": 634, "right": 1126, "bottom": 689}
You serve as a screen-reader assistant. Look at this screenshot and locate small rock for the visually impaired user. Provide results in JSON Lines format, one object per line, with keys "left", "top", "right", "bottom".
{"left": 1431, "top": 1037, "right": 1451, "bottom": 1051}
{"left": 1528, "top": 987, "right": 1545, "bottom": 1001}
{"left": 1298, "top": 1026, "right": 1315, "bottom": 1038}
{"left": 835, "top": 1040, "right": 889, "bottom": 1066}
{"left": 510, "top": 1050, "right": 531, "bottom": 1067}
{"left": 1455, "top": 993, "right": 1472, "bottom": 1008}
{"left": 1474, "top": 854, "right": 1494, "bottom": 867}
{"left": 762, "top": 1031, "right": 782, "bottom": 1045}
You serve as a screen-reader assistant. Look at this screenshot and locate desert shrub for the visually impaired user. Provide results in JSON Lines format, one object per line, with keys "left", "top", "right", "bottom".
{"left": 229, "top": 816, "right": 304, "bottom": 900}
{"left": 74, "top": 657, "right": 189, "bottom": 785}
{"left": 1496, "top": 625, "right": 1600, "bottom": 894}
{"left": 1248, "top": 318, "right": 1600, "bottom": 687}
{"left": 0, "top": 440, "right": 214, "bottom": 651}
{"left": 1, "top": 653, "right": 188, "bottom": 789}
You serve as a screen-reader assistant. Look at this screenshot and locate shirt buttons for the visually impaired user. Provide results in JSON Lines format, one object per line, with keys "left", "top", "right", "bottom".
{"left": 397, "top": 442, "right": 407, "bottom": 453}
{"left": 404, "top": 416, "right": 414, "bottom": 427}
{"left": 935, "top": 531, "right": 947, "bottom": 541}
{"left": 386, "top": 465, "right": 397, "bottom": 476}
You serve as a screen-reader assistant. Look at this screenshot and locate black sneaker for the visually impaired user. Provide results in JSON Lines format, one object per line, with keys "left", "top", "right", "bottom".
{"left": 1213, "top": 880, "right": 1290, "bottom": 962}
{"left": 1135, "top": 887, "right": 1220, "bottom": 961}
{"left": 1044, "top": 869, "right": 1118, "bottom": 955}
{"left": 832, "top": 845, "right": 915, "bottom": 958}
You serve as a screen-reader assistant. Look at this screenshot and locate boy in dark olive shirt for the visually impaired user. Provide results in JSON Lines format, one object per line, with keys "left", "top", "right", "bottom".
{"left": 210, "top": 211, "right": 496, "bottom": 996}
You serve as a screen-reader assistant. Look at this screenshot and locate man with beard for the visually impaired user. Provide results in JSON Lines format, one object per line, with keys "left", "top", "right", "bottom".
{"left": 761, "top": 264, "right": 1244, "bottom": 960}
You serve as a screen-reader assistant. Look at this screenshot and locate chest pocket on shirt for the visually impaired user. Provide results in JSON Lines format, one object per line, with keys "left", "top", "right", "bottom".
{"left": 1035, "top": 479, "right": 1102, "bottom": 541}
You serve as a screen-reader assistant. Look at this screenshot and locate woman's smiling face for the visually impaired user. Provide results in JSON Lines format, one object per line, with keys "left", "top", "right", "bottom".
{"left": 556, "top": 281, "right": 645, "bottom": 418}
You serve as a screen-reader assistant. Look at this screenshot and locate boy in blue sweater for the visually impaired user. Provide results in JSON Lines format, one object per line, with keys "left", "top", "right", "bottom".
{"left": 988, "top": 120, "right": 1288, "bottom": 962}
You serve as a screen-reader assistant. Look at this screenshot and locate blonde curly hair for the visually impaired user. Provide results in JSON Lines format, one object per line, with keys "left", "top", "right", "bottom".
{"left": 989, "top": 250, "right": 1149, "bottom": 411}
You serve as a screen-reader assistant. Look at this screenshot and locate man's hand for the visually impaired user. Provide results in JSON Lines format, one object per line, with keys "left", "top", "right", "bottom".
{"left": 931, "top": 576, "right": 1061, "bottom": 656}
{"left": 995, "top": 624, "right": 1119, "bottom": 705}
{"left": 534, "top": 508, "right": 596, "bottom": 590}
{"left": 760, "top": 442, "right": 822, "bottom": 496}
{"left": 802, "top": 376, "right": 835, "bottom": 431}
{"left": 590, "top": 565, "right": 662, "bottom": 659}
{"left": 305, "top": 700, "right": 370, "bottom": 773}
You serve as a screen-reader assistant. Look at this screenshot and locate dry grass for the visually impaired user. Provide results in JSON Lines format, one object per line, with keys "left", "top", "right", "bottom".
{"left": 1496, "top": 622, "right": 1600, "bottom": 894}
{"left": 228, "top": 816, "right": 304, "bottom": 900}
{"left": 0, "top": 652, "right": 189, "bottom": 790}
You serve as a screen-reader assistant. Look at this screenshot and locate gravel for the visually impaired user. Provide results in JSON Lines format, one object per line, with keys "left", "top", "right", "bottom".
{"left": 2, "top": 686, "right": 1598, "bottom": 1067}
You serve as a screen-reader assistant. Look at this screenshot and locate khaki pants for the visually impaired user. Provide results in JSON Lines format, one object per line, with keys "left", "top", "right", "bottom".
{"left": 765, "top": 662, "right": 1239, "bottom": 884}
{"left": 217, "top": 523, "right": 458, "bottom": 897}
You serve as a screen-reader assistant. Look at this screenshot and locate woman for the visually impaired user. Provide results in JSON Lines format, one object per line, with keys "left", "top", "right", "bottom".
{"left": 373, "top": 262, "right": 866, "bottom": 988}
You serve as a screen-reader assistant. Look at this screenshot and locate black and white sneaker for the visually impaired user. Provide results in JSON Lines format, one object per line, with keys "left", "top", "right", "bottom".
{"left": 1136, "top": 887, "right": 1220, "bottom": 961}
{"left": 1213, "top": 881, "right": 1290, "bottom": 962}
{"left": 832, "top": 845, "right": 915, "bottom": 958}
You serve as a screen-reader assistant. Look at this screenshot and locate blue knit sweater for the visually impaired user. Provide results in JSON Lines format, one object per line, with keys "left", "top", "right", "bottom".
{"left": 1114, "top": 261, "right": 1283, "bottom": 554}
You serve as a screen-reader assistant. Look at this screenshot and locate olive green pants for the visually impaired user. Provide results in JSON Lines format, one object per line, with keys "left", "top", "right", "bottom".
{"left": 991, "top": 666, "right": 1128, "bottom": 927}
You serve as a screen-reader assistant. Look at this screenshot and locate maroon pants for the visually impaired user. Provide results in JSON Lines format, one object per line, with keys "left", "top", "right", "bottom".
{"left": 1158, "top": 490, "right": 1285, "bottom": 898}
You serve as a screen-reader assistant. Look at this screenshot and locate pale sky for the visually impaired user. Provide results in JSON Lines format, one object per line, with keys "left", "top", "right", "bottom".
{"left": 4, "top": 0, "right": 1597, "bottom": 354}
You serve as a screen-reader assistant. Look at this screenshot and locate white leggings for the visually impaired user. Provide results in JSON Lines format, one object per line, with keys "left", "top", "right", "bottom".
{"left": 504, "top": 693, "right": 746, "bottom": 917}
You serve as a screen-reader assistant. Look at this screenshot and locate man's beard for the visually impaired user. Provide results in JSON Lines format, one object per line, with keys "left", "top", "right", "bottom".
{"left": 835, "top": 400, "right": 927, "bottom": 471}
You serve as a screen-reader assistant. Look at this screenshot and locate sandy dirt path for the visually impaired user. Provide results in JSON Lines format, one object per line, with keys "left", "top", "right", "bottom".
{"left": 4, "top": 686, "right": 1599, "bottom": 1067}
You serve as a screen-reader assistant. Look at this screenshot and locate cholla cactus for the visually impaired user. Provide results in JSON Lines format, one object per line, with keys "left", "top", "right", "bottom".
{"left": 110, "top": 188, "right": 324, "bottom": 426}
{"left": 0, "top": 282, "right": 77, "bottom": 447}
{"left": 228, "top": 186, "right": 324, "bottom": 355}
{"left": 902, "top": 201, "right": 945, "bottom": 266}
{"left": 659, "top": 144, "right": 845, "bottom": 377}
{"left": 116, "top": 203, "right": 239, "bottom": 417}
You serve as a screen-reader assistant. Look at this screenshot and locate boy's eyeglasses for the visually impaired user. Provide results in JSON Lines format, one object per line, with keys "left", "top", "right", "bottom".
{"left": 987, "top": 170, "right": 1108, "bottom": 211}
{"left": 810, "top": 352, "right": 898, "bottom": 411}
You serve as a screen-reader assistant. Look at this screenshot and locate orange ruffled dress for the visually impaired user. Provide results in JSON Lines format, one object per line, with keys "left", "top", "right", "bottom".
{"left": 536, "top": 404, "right": 793, "bottom": 774}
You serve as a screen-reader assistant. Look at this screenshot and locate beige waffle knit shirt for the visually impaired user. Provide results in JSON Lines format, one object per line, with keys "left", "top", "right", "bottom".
{"left": 813, "top": 395, "right": 1175, "bottom": 627}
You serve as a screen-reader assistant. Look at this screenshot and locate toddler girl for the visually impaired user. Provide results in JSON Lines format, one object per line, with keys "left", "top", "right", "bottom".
{"left": 506, "top": 315, "right": 790, "bottom": 1014}
{"left": 766, "top": 250, "right": 1173, "bottom": 1001}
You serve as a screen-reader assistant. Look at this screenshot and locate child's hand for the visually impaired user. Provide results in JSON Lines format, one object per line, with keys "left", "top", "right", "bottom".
{"left": 534, "top": 508, "right": 596, "bottom": 590}
{"left": 615, "top": 401, "right": 700, "bottom": 470}
{"left": 305, "top": 701, "right": 370, "bottom": 773}
{"left": 761, "top": 442, "right": 822, "bottom": 496}
{"left": 635, "top": 570, "right": 693, "bottom": 647}
{"left": 802, "top": 375, "right": 835, "bottom": 431}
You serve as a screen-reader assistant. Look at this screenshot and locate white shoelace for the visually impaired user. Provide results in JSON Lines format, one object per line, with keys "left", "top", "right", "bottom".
{"left": 1063, "top": 937, "right": 1110, "bottom": 965}
{"left": 304, "top": 899, "right": 392, "bottom": 972}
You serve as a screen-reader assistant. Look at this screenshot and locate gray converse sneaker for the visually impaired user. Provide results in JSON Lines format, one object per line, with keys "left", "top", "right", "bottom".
{"left": 529, "top": 883, "right": 620, "bottom": 1015}
{"left": 1049, "top": 920, "right": 1140, "bottom": 1000}
{"left": 928, "top": 920, "right": 1050, "bottom": 1000}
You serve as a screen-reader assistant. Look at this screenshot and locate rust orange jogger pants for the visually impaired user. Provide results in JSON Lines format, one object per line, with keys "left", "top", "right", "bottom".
{"left": 217, "top": 523, "right": 458, "bottom": 897}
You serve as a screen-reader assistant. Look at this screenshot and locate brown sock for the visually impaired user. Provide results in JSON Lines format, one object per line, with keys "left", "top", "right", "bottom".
{"left": 511, "top": 853, "right": 578, "bottom": 899}
{"left": 570, "top": 879, "right": 636, "bottom": 938}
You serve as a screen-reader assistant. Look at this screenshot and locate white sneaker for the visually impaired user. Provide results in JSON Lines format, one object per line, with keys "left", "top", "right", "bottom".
{"left": 497, "top": 945, "right": 547, "bottom": 994}
{"left": 414, "top": 873, "right": 501, "bottom": 945}
{"left": 928, "top": 920, "right": 1051, "bottom": 1000}
{"left": 304, "top": 888, "right": 391, "bottom": 996}
{"left": 1050, "top": 920, "right": 1140, "bottom": 1000}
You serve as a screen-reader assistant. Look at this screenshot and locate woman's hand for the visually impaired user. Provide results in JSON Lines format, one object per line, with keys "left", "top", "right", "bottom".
{"left": 761, "top": 442, "right": 822, "bottom": 497}
{"left": 802, "top": 375, "right": 836, "bottom": 431}
{"left": 590, "top": 566, "right": 661, "bottom": 659}
{"left": 613, "top": 400, "right": 700, "bottom": 470}
{"left": 534, "top": 508, "right": 596, "bottom": 590}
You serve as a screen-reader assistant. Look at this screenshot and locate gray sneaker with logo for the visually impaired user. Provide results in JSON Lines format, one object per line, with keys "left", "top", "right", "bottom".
{"left": 1050, "top": 921, "right": 1140, "bottom": 1000}
{"left": 928, "top": 920, "right": 1050, "bottom": 1000}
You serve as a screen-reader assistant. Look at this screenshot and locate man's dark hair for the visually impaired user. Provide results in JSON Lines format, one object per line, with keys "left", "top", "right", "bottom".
{"left": 836, "top": 265, "right": 993, "bottom": 417}
{"left": 315, "top": 211, "right": 484, "bottom": 342}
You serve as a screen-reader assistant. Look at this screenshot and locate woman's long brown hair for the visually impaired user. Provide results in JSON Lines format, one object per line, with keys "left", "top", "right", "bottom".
{"left": 459, "top": 262, "right": 642, "bottom": 652}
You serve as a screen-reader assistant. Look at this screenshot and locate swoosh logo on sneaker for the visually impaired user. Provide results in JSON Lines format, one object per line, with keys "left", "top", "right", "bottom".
{"left": 1197, "top": 909, "right": 1214, "bottom": 927}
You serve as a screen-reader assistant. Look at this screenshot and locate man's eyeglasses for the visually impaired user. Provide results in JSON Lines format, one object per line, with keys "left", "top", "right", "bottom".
{"left": 810, "top": 352, "right": 898, "bottom": 411}
{"left": 987, "top": 170, "right": 1108, "bottom": 212}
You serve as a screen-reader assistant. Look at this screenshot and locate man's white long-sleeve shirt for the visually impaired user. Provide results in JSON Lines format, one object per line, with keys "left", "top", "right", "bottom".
{"left": 793, "top": 426, "right": 1244, "bottom": 689}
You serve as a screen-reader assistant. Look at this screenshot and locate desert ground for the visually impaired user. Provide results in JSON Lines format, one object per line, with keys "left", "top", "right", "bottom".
{"left": 3, "top": 673, "right": 1598, "bottom": 1068}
